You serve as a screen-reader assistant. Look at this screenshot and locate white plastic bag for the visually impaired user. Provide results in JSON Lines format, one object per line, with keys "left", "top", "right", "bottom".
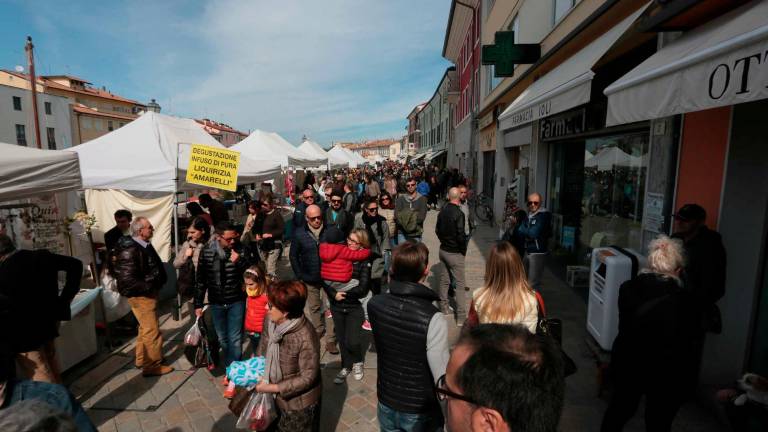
{"left": 184, "top": 318, "right": 202, "bottom": 346}
{"left": 235, "top": 392, "right": 277, "bottom": 431}
{"left": 101, "top": 272, "right": 131, "bottom": 322}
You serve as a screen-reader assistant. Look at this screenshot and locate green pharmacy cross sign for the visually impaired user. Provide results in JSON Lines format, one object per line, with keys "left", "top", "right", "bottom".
{"left": 482, "top": 31, "right": 540, "bottom": 77}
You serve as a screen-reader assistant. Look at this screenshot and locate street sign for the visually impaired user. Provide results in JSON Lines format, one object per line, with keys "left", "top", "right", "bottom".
{"left": 482, "top": 31, "right": 540, "bottom": 77}
{"left": 186, "top": 144, "right": 240, "bottom": 191}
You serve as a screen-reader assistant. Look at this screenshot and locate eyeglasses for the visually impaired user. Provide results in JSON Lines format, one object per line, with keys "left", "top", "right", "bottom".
{"left": 380, "top": 197, "right": 390, "bottom": 202}
{"left": 527, "top": 201, "right": 540, "bottom": 206}
{"left": 222, "top": 236, "right": 238, "bottom": 243}
{"left": 366, "top": 207, "right": 378, "bottom": 212}
{"left": 331, "top": 199, "right": 342, "bottom": 203}
{"left": 407, "top": 183, "right": 416, "bottom": 187}
{"left": 435, "top": 374, "right": 477, "bottom": 404}
{"left": 303, "top": 195, "right": 314, "bottom": 200}
{"left": 307, "top": 215, "right": 323, "bottom": 221}
{"left": 347, "top": 237, "right": 360, "bottom": 244}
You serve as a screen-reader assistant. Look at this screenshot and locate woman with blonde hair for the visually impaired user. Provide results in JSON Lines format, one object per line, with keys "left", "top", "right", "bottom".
{"left": 601, "top": 235, "right": 698, "bottom": 432}
{"left": 466, "top": 241, "right": 538, "bottom": 332}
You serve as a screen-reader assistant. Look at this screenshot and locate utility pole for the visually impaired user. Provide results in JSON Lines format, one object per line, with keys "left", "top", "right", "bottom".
{"left": 25, "top": 36, "right": 42, "bottom": 149}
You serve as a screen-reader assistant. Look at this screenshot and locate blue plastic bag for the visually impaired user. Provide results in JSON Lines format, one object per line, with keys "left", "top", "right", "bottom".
{"left": 226, "top": 356, "right": 266, "bottom": 387}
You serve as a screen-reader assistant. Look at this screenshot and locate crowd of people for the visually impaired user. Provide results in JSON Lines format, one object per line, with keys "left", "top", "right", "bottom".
{"left": 0, "top": 155, "right": 743, "bottom": 432}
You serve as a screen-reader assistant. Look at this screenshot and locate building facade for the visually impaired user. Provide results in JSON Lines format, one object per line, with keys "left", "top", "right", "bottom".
{"left": 443, "top": 0, "right": 481, "bottom": 183}
{"left": 416, "top": 66, "right": 456, "bottom": 168}
{"left": 343, "top": 139, "right": 401, "bottom": 162}
{"left": 195, "top": 118, "right": 247, "bottom": 147}
{"left": 1, "top": 71, "right": 148, "bottom": 145}
{"left": 405, "top": 103, "right": 426, "bottom": 155}
{"left": 474, "top": 0, "right": 768, "bottom": 391}
{"left": 0, "top": 73, "right": 72, "bottom": 149}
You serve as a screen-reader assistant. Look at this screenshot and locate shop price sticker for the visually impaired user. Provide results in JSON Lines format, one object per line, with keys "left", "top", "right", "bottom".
{"left": 186, "top": 144, "right": 240, "bottom": 191}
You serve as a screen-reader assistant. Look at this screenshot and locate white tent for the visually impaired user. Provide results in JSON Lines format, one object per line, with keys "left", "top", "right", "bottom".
{"left": 231, "top": 130, "right": 326, "bottom": 169}
{"left": 0, "top": 143, "right": 82, "bottom": 201}
{"left": 328, "top": 145, "right": 360, "bottom": 168}
{"left": 347, "top": 148, "right": 368, "bottom": 165}
{"left": 69, "top": 112, "right": 281, "bottom": 261}
{"left": 298, "top": 138, "right": 348, "bottom": 169}
{"left": 70, "top": 112, "right": 281, "bottom": 191}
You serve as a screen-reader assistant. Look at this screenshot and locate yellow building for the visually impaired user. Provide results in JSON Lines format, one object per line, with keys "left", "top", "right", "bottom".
{"left": 0, "top": 71, "right": 147, "bottom": 145}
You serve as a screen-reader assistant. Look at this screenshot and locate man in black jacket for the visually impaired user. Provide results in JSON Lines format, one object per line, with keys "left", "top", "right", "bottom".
{"left": 368, "top": 241, "right": 449, "bottom": 431}
{"left": 325, "top": 189, "right": 353, "bottom": 236}
{"left": 0, "top": 234, "right": 82, "bottom": 383}
{"left": 195, "top": 223, "right": 256, "bottom": 368}
{"left": 111, "top": 217, "right": 172, "bottom": 377}
{"left": 436, "top": 187, "right": 468, "bottom": 325}
{"left": 292, "top": 189, "right": 316, "bottom": 231}
{"left": 290, "top": 204, "right": 338, "bottom": 354}
{"left": 104, "top": 209, "right": 132, "bottom": 252}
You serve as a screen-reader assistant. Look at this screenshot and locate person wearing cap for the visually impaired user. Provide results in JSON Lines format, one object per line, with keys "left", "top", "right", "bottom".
{"left": 672, "top": 203, "right": 727, "bottom": 335}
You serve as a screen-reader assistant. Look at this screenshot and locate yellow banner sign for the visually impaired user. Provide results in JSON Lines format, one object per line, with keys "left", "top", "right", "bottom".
{"left": 186, "top": 144, "right": 240, "bottom": 191}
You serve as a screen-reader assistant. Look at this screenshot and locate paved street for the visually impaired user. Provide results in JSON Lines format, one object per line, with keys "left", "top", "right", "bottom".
{"left": 64, "top": 209, "right": 724, "bottom": 431}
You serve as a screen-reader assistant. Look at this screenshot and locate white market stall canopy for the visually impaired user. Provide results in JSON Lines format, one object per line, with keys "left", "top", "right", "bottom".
{"left": 70, "top": 112, "right": 281, "bottom": 192}
{"left": 232, "top": 130, "right": 326, "bottom": 169}
{"left": 498, "top": 5, "right": 647, "bottom": 131}
{"left": 298, "top": 138, "right": 348, "bottom": 169}
{"left": 328, "top": 145, "right": 361, "bottom": 168}
{"left": 340, "top": 146, "right": 367, "bottom": 165}
{"left": 0, "top": 143, "right": 82, "bottom": 201}
{"left": 604, "top": 0, "right": 768, "bottom": 126}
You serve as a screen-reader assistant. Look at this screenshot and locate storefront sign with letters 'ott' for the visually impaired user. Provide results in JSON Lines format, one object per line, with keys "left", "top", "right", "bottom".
{"left": 186, "top": 144, "right": 240, "bottom": 191}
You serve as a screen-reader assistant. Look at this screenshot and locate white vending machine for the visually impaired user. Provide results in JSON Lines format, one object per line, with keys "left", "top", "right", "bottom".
{"left": 587, "top": 247, "right": 646, "bottom": 350}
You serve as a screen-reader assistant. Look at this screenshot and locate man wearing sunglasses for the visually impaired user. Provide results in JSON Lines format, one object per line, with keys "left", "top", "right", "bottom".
{"left": 440, "top": 324, "right": 565, "bottom": 432}
{"left": 290, "top": 204, "right": 339, "bottom": 354}
{"left": 395, "top": 178, "right": 428, "bottom": 243}
{"left": 324, "top": 189, "right": 353, "bottom": 236}
{"left": 292, "top": 188, "right": 316, "bottom": 231}
{"left": 516, "top": 193, "right": 552, "bottom": 292}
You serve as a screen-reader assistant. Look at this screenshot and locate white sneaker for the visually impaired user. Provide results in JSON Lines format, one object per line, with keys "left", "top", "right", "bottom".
{"left": 334, "top": 368, "right": 350, "bottom": 384}
{"left": 352, "top": 362, "right": 364, "bottom": 381}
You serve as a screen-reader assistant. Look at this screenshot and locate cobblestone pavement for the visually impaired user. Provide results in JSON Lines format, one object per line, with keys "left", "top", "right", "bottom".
{"left": 65, "top": 209, "right": 724, "bottom": 431}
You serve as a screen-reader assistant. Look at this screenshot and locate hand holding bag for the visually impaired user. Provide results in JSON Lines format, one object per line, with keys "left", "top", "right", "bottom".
{"left": 235, "top": 392, "right": 277, "bottom": 431}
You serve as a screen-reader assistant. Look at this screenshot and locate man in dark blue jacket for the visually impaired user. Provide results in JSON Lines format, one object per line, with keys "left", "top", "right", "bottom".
{"left": 289, "top": 204, "right": 338, "bottom": 354}
{"left": 516, "top": 193, "right": 552, "bottom": 292}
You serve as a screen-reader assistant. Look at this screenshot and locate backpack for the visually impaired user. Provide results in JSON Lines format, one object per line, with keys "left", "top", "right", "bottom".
{"left": 396, "top": 207, "right": 420, "bottom": 236}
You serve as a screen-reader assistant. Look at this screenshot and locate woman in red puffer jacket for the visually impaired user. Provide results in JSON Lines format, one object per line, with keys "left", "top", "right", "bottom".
{"left": 243, "top": 264, "right": 269, "bottom": 355}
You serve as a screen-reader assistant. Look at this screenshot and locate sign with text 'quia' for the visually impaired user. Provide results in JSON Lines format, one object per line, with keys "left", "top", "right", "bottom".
{"left": 186, "top": 144, "right": 240, "bottom": 191}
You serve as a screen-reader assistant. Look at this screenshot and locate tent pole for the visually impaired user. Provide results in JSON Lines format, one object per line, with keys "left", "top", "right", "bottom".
{"left": 172, "top": 143, "right": 181, "bottom": 321}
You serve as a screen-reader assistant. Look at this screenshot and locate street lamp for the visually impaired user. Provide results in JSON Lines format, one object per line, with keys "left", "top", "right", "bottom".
{"left": 147, "top": 98, "right": 161, "bottom": 113}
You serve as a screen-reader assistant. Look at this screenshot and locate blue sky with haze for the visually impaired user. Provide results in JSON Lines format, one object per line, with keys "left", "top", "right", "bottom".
{"left": 0, "top": 0, "right": 451, "bottom": 147}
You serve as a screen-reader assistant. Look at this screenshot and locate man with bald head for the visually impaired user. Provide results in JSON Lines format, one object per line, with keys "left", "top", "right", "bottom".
{"left": 289, "top": 204, "right": 338, "bottom": 353}
{"left": 436, "top": 187, "right": 469, "bottom": 325}
{"left": 516, "top": 192, "right": 552, "bottom": 292}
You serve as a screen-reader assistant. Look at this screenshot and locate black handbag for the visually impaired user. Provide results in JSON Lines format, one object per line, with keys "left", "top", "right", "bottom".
{"left": 535, "top": 292, "right": 578, "bottom": 377}
{"left": 176, "top": 259, "right": 195, "bottom": 296}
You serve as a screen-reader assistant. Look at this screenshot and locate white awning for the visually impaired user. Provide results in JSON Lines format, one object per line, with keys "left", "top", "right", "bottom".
{"left": 498, "top": 4, "right": 647, "bottom": 131}
{"left": 426, "top": 150, "right": 447, "bottom": 161}
{"left": 605, "top": 0, "right": 768, "bottom": 126}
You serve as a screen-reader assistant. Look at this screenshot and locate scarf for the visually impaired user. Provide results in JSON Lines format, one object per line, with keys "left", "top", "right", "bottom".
{"left": 362, "top": 213, "right": 384, "bottom": 247}
{"left": 264, "top": 317, "right": 303, "bottom": 384}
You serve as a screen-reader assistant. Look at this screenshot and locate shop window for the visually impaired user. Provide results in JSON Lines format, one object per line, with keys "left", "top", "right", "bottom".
{"left": 12, "top": 96, "right": 21, "bottom": 111}
{"left": 15, "top": 124, "right": 26, "bottom": 146}
{"left": 549, "top": 131, "right": 649, "bottom": 258}
{"left": 46, "top": 127, "right": 56, "bottom": 150}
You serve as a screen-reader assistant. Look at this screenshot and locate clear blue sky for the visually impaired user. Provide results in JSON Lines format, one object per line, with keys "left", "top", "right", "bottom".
{"left": 0, "top": 0, "right": 452, "bottom": 147}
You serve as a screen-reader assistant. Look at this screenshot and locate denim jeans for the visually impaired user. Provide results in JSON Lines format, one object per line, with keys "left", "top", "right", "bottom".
{"left": 396, "top": 233, "right": 422, "bottom": 245}
{"left": 7, "top": 379, "right": 97, "bottom": 432}
{"left": 377, "top": 402, "right": 442, "bottom": 432}
{"left": 210, "top": 300, "right": 245, "bottom": 367}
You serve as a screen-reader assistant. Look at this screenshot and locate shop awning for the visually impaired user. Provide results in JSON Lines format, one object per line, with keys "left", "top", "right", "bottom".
{"left": 426, "top": 150, "right": 447, "bottom": 161}
{"left": 411, "top": 153, "right": 427, "bottom": 161}
{"left": 498, "top": 5, "right": 647, "bottom": 131}
{"left": 605, "top": 0, "right": 768, "bottom": 126}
